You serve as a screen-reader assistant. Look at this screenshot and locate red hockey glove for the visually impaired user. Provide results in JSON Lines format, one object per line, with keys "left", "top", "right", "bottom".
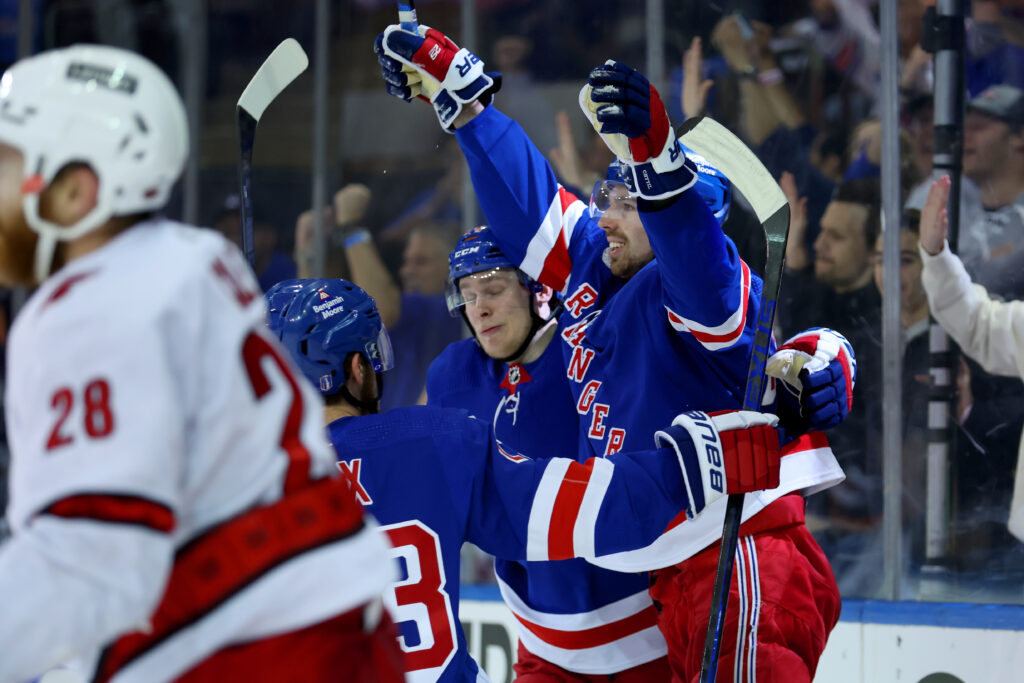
{"left": 655, "top": 409, "right": 781, "bottom": 519}
{"left": 579, "top": 60, "right": 695, "bottom": 200}
{"left": 767, "top": 327, "right": 856, "bottom": 432}
{"left": 374, "top": 24, "right": 500, "bottom": 131}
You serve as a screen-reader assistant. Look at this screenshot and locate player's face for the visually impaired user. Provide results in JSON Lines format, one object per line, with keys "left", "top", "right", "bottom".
{"left": 813, "top": 200, "right": 871, "bottom": 293}
{"left": 872, "top": 229, "right": 927, "bottom": 320}
{"left": 458, "top": 269, "right": 534, "bottom": 359}
{"left": 400, "top": 231, "right": 450, "bottom": 295}
{"left": 963, "top": 112, "right": 1019, "bottom": 184}
{"left": 0, "top": 144, "right": 38, "bottom": 286}
{"left": 596, "top": 191, "right": 653, "bottom": 280}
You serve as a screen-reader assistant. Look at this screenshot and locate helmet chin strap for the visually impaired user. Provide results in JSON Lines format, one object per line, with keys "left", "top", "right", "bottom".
{"left": 23, "top": 182, "right": 112, "bottom": 283}
{"left": 496, "top": 296, "right": 564, "bottom": 364}
{"left": 460, "top": 283, "right": 564, "bottom": 364}
{"left": 339, "top": 371, "right": 384, "bottom": 415}
{"left": 495, "top": 310, "right": 545, "bottom": 364}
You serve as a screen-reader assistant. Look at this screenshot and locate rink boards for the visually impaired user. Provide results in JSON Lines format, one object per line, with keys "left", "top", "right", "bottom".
{"left": 459, "top": 586, "right": 1024, "bottom": 683}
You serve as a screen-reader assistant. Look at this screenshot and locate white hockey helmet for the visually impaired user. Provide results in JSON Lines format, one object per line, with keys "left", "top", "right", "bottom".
{"left": 0, "top": 44, "right": 189, "bottom": 282}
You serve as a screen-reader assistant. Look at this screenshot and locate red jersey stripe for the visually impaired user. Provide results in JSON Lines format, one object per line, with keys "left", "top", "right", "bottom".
{"left": 43, "top": 493, "right": 175, "bottom": 534}
{"left": 547, "top": 460, "right": 595, "bottom": 560}
{"left": 512, "top": 603, "right": 660, "bottom": 650}
{"left": 536, "top": 191, "right": 577, "bottom": 291}
{"left": 666, "top": 262, "right": 751, "bottom": 346}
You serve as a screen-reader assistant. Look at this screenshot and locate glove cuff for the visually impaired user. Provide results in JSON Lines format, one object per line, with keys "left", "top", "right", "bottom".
{"left": 656, "top": 410, "right": 727, "bottom": 517}
{"left": 432, "top": 71, "right": 502, "bottom": 131}
{"left": 624, "top": 151, "right": 698, "bottom": 200}
{"left": 654, "top": 424, "right": 703, "bottom": 518}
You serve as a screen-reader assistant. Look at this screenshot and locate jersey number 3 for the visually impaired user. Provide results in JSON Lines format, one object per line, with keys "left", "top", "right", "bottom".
{"left": 46, "top": 379, "right": 115, "bottom": 450}
{"left": 381, "top": 520, "right": 458, "bottom": 674}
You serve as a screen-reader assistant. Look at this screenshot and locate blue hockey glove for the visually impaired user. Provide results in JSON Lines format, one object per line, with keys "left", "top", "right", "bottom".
{"left": 374, "top": 24, "right": 501, "bottom": 131}
{"left": 579, "top": 60, "right": 695, "bottom": 200}
{"left": 655, "top": 410, "right": 781, "bottom": 519}
{"left": 766, "top": 327, "right": 856, "bottom": 432}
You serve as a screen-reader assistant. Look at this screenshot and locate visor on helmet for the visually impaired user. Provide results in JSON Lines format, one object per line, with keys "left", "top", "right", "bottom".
{"left": 589, "top": 179, "right": 634, "bottom": 221}
{"left": 366, "top": 325, "right": 395, "bottom": 374}
{"left": 446, "top": 267, "right": 532, "bottom": 316}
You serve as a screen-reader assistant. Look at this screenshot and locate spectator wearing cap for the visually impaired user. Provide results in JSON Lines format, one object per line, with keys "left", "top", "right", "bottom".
{"left": 959, "top": 84, "right": 1024, "bottom": 300}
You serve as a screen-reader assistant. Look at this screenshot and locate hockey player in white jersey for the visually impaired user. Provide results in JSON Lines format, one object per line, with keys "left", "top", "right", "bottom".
{"left": 0, "top": 46, "right": 404, "bottom": 682}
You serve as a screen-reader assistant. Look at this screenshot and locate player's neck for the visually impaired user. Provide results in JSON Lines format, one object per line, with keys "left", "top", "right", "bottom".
{"left": 61, "top": 216, "right": 139, "bottom": 265}
{"left": 975, "top": 164, "right": 1024, "bottom": 209}
{"left": 513, "top": 319, "right": 557, "bottom": 365}
{"left": 324, "top": 402, "right": 361, "bottom": 424}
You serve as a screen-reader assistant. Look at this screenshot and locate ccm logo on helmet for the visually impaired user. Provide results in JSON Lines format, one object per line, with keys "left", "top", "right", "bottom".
{"left": 683, "top": 410, "right": 724, "bottom": 493}
{"left": 453, "top": 246, "right": 480, "bottom": 258}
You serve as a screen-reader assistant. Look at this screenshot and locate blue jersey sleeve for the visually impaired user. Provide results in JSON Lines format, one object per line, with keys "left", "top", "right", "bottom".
{"left": 641, "top": 188, "right": 764, "bottom": 353}
{"left": 455, "top": 105, "right": 606, "bottom": 293}
{"left": 461, "top": 436, "right": 693, "bottom": 563}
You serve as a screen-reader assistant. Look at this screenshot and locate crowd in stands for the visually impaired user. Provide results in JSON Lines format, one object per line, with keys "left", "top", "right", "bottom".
{"left": 0, "top": 0, "right": 1022, "bottom": 603}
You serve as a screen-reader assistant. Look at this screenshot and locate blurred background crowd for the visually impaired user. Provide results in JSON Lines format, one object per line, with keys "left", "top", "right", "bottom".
{"left": 0, "top": 0, "right": 1022, "bottom": 606}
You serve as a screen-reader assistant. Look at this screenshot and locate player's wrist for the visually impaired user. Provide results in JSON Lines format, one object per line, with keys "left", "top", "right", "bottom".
{"left": 624, "top": 153, "right": 697, "bottom": 202}
{"left": 452, "top": 99, "right": 487, "bottom": 129}
{"left": 341, "top": 229, "right": 372, "bottom": 249}
{"left": 328, "top": 224, "right": 372, "bottom": 250}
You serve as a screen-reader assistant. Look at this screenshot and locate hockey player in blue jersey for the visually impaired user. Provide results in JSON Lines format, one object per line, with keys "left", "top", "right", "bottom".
{"left": 431, "top": 229, "right": 855, "bottom": 681}
{"left": 265, "top": 277, "right": 789, "bottom": 683}
{"left": 376, "top": 25, "right": 854, "bottom": 683}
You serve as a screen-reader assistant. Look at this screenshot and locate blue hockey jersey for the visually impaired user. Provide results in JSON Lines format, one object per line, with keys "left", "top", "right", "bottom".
{"left": 327, "top": 406, "right": 699, "bottom": 682}
{"left": 455, "top": 105, "right": 843, "bottom": 572}
{"left": 427, "top": 339, "right": 665, "bottom": 672}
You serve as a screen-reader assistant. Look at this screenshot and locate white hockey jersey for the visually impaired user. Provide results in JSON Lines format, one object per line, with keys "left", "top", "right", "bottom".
{"left": 0, "top": 219, "right": 394, "bottom": 683}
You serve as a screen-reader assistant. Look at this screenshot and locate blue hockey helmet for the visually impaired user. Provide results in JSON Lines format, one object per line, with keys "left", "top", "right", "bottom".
{"left": 264, "top": 278, "right": 394, "bottom": 396}
{"left": 265, "top": 278, "right": 306, "bottom": 338}
{"left": 591, "top": 145, "right": 732, "bottom": 223}
{"left": 446, "top": 226, "right": 538, "bottom": 316}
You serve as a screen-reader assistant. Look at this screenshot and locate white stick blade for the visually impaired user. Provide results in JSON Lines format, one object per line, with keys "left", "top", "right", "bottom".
{"left": 679, "top": 118, "right": 786, "bottom": 225}
{"left": 237, "top": 38, "right": 309, "bottom": 122}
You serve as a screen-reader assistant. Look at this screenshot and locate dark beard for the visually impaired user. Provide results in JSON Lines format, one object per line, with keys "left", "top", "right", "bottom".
{"left": 0, "top": 210, "right": 40, "bottom": 286}
{"left": 357, "top": 357, "right": 381, "bottom": 411}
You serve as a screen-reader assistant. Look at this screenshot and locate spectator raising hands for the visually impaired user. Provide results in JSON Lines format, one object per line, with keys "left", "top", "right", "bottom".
{"left": 918, "top": 173, "right": 1024, "bottom": 542}
{"left": 681, "top": 36, "right": 713, "bottom": 120}
{"left": 549, "top": 110, "right": 600, "bottom": 194}
{"left": 780, "top": 170, "right": 810, "bottom": 271}
{"left": 919, "top": 174, "right": 951, "bottom": 256}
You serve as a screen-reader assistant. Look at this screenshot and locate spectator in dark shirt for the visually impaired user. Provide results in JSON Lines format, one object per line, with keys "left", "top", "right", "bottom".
{"left": 779, "top": 176, "right": 884, "bottom": 594}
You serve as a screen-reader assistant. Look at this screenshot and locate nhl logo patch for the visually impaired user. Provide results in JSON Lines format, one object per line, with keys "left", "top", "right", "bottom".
{"left": 500, "top": 362, "right": 531, "bottom": 395}
{"left": 319, "top": 375, "right": 333, "bottom": 391}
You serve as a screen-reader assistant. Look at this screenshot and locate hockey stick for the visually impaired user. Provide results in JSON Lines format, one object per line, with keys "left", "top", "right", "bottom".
{"left": 397, "top": 1, "right": 419, "bottom": 31}
{"left": 237, "top": 38, "right": 309, "bottom": 268}
{"left": 677, "top": 116, "right": 790, "bottom": 683}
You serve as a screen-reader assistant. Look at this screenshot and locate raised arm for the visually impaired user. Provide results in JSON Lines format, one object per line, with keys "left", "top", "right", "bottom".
{"left": 333, "top": 185, "right": 403, "bottom": 329}
{"left": 374, "top": 23, "right": 596, "bottom": 293}
{"left": 580, "top": 60, "right": 759, "bottom": 350}
{"left": 919, "top": 176, "right": 1024, "bottom": 377}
